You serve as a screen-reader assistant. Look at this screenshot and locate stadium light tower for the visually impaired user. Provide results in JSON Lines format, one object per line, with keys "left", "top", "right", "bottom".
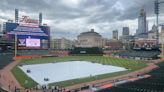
{"left": 15, "top": 9, "right": 19, "bottom": 23}
{"left": 39, "top": 13, "right": 42, "bottom": 25}
{"left": 160, "top": 25, "right": 164, "bottom": 59}
{"left": 154, "top": 0, "right": 164, "bottom": 45}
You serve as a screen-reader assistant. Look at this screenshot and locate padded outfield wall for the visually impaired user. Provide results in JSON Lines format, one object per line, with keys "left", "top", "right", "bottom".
{"left": 70, "top": 47, "right": 103, "bottom": 55}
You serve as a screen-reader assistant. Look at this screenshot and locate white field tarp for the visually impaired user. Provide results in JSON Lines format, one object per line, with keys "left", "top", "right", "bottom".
{"left": 19, "top": 61, "right": 127, "bottom": 85}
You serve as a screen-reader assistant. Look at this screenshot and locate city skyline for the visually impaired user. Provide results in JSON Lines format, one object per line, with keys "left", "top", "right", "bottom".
{"left": 0, "top": 0, "right": 164, "bottom": 39}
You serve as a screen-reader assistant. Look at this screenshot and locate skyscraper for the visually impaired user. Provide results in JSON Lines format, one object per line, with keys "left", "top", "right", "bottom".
{"left": 113, "top": 30, "right": 118, "bottom": 40}
{"left": 122, "top": 27, "right": 129, "bottom": 36}
{"left": 137, "top": 9, "right": 148, "bottom": 35}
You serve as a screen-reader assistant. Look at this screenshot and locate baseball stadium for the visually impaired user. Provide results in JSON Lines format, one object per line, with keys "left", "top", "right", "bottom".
{"left": 0, "top": 8, "right": 164, "bottom": 92}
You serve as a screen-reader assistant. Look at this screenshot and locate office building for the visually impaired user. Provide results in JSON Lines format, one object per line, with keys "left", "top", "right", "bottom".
{"left": 76, "top": 29, "right": 102, "bottom": 48}
{"left": 52, "top": 38, "right": 73, "bottom": 49}
{"left": 113, "top": 30, "right": 118, "bottom": 40}
{"left": 137, "top": 9, "right": 148, "bottom": 35}
{"left": 122, "top": 27, "right": 129, "bottom": 36}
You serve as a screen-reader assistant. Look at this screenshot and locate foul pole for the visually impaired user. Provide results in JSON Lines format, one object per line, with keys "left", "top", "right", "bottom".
{"left": 14, "top": 33, "right": 17, "bottom": 58}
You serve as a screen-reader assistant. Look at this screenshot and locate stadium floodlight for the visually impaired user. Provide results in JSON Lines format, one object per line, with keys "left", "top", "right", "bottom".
{"left": 154, "top": 0, "right": 159, "bottom": 14}
{"left": 154, "top": 0, "right": 164, "bottom": 45}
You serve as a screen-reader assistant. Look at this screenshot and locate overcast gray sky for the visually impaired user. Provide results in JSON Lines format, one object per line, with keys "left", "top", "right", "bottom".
{"left": 0, "top": 0, "right": 164, "bottom": 39}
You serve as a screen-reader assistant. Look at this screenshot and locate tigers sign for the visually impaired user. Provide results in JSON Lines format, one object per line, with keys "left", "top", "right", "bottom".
{"left": 20, "top": 16, "right": 38, "bottom": 24}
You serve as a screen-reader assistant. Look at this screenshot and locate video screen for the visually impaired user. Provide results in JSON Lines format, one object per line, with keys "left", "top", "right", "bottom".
{"left": 26, "top": 38, "right": 40, "bottom": 47}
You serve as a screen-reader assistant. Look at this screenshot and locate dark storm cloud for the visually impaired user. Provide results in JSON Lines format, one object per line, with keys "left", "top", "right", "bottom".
{"left": 0, "top": 0, "right": 50, "bottom": 11}
{"left": 87, "top": 0, "right": 164, "bottom": 24}
{"left": 119, "top": 0, "right": 164, "bottom": 20}
{"left": 0, "top": 0, "right": 163, "bottom": 21}
{"left": 0, "top": 0, "right": 164, "bottom": 39}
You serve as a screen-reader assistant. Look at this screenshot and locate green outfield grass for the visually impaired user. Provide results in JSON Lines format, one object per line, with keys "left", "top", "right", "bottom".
{"left": 12, "top": 56, "right": 147, "bottom": 88}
